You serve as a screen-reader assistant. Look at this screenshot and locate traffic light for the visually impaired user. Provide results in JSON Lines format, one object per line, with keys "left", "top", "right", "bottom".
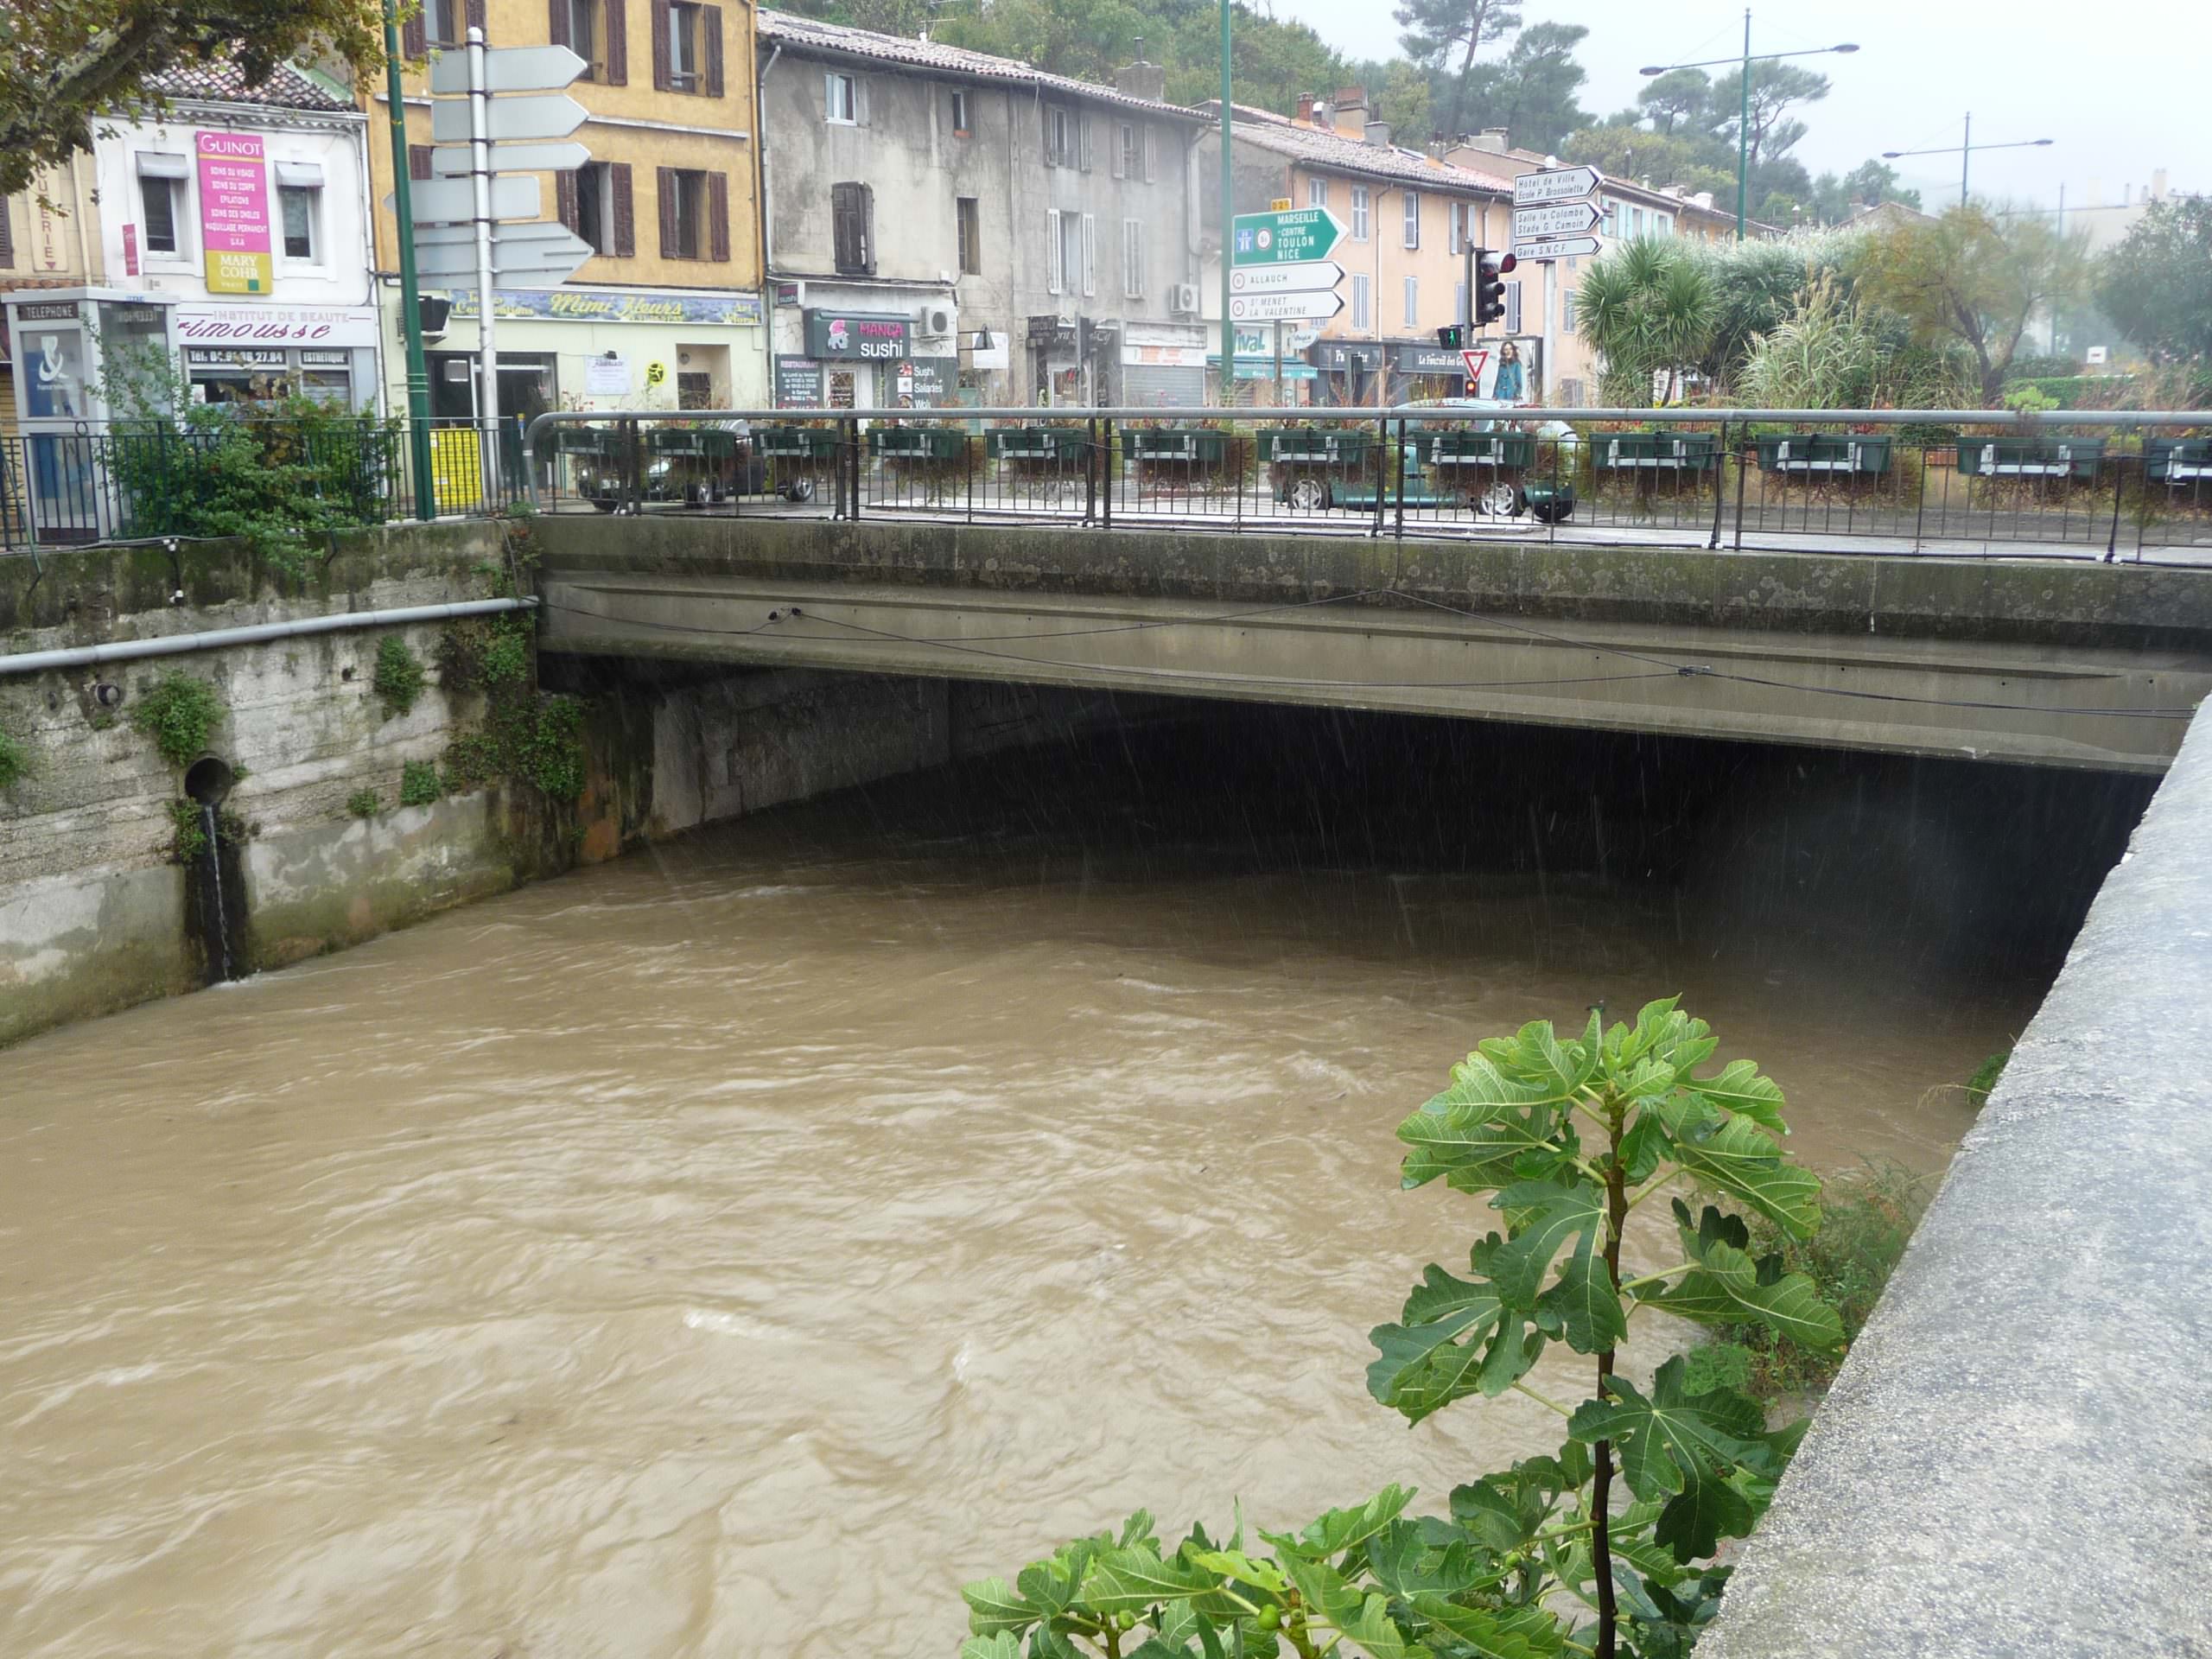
{"left": 1475, "top": 249, "right": 1516, "bottom": 326}
{"left": 1435, "top": 323, "right": 1465, "bottom": 349}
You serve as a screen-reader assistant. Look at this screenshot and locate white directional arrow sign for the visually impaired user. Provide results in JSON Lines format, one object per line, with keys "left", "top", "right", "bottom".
{"left": 1229, "top": 260, "right": 1344, "bottom": 295}
{"left": 1515, "top": 166, "right": 1604, "bottom": 205}
{"left": 415, "top": 226, "right": 594, "bottom": 283}
{"left": 429, "top": 141, "right": 592, "bottom": 177}
{"left": 432, "top": 92, "right": 588, "bottom": 144}
{"left": 1512, "top": 234, "right": 1602, "bottom": 263}
{"left": 391, "top": 175, "right": 543, "bottom": 225}
{"left": 429, "top": 43, "right": 586, "bottom": 95}
{"left": 1228, "top": 289, "right": 1345, "bottom": 322}
{"left": 1513, "top": 200, "right": 1602, "bottom": 240}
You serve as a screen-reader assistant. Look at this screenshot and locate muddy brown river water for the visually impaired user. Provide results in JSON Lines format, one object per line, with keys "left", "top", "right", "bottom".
{"left": 0, "top": 727, "right": 2055, "bottom": 1656}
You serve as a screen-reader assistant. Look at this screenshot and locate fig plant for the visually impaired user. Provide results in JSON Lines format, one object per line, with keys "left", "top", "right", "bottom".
{"left": 959, "top": 1000, "right": 1843, "bottom": 1659}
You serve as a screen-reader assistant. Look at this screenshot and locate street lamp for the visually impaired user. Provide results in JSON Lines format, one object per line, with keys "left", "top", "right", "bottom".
{"left": 1217, "top": 0, "right": 1234, "bottom": 406}
{"left": 1639, "top": 10, "right": 1859, "bottom": 241}
{"left": 1883, "top": 115, "right": 2054, "bottom": 207}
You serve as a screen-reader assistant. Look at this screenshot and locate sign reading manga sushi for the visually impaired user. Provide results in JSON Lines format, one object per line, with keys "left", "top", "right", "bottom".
{"left": 197, "top": 130, "right": 273, "bottom": 294}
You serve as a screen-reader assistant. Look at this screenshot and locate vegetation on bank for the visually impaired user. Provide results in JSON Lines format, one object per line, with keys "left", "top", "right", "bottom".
{"left": 130, "top": 671, "right": 223, "bottom": 769}
{"left": 959, "top": 1001, "right": 1843, "bottom": 1659}
{"left": 0, "top": 721, "right": 29, "bottom": 791}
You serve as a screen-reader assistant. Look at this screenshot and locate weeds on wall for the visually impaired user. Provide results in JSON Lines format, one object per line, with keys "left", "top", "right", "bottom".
{"left": 399, "top": 760, "right": 444, "bottom": 807}
{"left": 0, "top": 723, "right": 29, "bottom": 790}
{"left": 373, "top": 637, "right": 427, "bottom": 719}
{"left": 436, "top": 604, "right": 586, "bottom": 805}
{"left": 168, "top": 798, "right": 209, "bottom": 862}
{"left": 346, "top": 787, "right": 382, "bottom": 818}
{"left": 130, "top": 672, "right": 224, "bottom": 769}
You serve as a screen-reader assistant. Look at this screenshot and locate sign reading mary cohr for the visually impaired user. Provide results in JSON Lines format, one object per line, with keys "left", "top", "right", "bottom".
{"left": 197, "top": 130, "right": 273, "bottom": 295}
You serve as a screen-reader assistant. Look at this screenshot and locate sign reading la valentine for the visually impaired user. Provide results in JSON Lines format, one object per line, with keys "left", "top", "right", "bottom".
{"left": 175, "top": 304, "right": 380, "bottom": 348}
{"left": 197, "top": 130, "right": 273, "bottom": 295}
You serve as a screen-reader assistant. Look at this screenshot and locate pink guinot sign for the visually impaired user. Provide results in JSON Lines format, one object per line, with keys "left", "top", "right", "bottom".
{"left": 196, "top": 130, "right": 273, "bottom": 294}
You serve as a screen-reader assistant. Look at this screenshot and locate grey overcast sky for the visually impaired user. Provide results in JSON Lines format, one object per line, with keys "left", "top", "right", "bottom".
{"left": 1267, "top": 0, "right": 2208, "bottom": 213}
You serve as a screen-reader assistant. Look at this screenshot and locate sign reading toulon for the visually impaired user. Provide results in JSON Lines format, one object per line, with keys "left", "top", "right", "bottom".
{"left": 1513, "top": 200, "right": 1602, "bottom": 239}
{"left": 1514, "top": 166, "right": 1604, "bottom": 206}
{"left": 1231, "top": 207, "right": 1347, "bottom": 266}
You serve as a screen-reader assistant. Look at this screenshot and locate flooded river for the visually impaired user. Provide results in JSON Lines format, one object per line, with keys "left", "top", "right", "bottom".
{"left": 0, "top": 712, "right": 2123, "bottom": 1656}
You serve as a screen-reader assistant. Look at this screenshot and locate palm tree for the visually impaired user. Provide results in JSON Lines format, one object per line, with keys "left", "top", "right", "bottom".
{"left": 1574, "top": 238, "right": 1719, "bottom": 405}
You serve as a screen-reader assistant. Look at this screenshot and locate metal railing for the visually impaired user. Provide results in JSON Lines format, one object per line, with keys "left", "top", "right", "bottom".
{"left": 521, "top": 405, "right": 2212, "bottom": 563}
{"left": 0, "top": 417, "right": 528, "bottom": 551}
{"left": 10, "top": 407, "right": 2207, "bottom": 563}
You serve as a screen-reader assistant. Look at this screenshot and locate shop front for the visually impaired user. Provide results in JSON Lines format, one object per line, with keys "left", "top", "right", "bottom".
{"left": 1205, "top": 324, "right": 1319, "bottom": 407}
{"left": 1116, "top": 326, "right": 1211, "bottom": 408}
{"left": 771, "top": 307, "right": 957, "bottom": 410}
{"left": 1306, "top": 340, "right": 1387, "bottom": 407}
{"left": 2, "top": 288, "right": 178, "bottom": 542}
{"left": 173, "top": 302, "right": 380, "bottom": 409}
{"left": 1388, "top": 341, "right": 1472, "bottom": 404}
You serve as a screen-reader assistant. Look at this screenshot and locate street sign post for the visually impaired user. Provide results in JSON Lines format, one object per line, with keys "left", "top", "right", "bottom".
{"left": 429, "top": 43, "right": 586, "bottom": 94}
{"left": 411, "top": 219, "right": 594, "bottom": 283}
{"left": 389, "top": 175, "right": 543, "bottom": 224}
{"left": 1514, "top": 166, "right": 1603, "bottom": 205}
{"left": 1514, "top": 234, "right": 1601, "bottom": 263}
{"left": 1228, "top": 290, "right": 1344, "bottom": 323}
{"left": 431, "top": 91, "right": 588, "bottom": 143}
{"left": 1229, "top": 260, "right": 1344, "bottom": 294}
{"left": 429, "top": 140, "right": 590, "bottom": 176}
{"left": 1230, "top": 207, "right": 1347, "bottom": 267}
{"left": 1512, "top": 200, "right": 1602, "bottom": 240}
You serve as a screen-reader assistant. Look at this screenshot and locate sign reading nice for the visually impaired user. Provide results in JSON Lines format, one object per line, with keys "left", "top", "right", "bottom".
{"left": 197, "top": 130, "right": 273, "bottom": 295}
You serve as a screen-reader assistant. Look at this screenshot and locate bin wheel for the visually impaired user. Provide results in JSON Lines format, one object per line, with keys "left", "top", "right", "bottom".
{"left": 782, "top": 478, "right": 816, "bottom": 503}
{"left": 1478, "top": 482, "right": 1525, "bottom": 518}
{"left": 1289, "top": 477, "right": 1328, "bottom": 512}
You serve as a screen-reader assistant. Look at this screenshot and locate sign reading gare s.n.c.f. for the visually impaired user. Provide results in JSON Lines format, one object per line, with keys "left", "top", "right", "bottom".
{"left": 803, "top": 309, "right": 912, "bottom": 360}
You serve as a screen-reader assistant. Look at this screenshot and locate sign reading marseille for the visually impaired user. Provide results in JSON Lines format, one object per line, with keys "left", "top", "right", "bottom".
{"left": 1231, "top": 207, "right": 1347, "bottom": 267}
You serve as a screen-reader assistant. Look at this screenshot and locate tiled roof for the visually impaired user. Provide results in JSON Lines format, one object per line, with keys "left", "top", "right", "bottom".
{"left": 1226, "top": 116, "right": 1516, "bottom": 198}
{"left": 143, "top": 58, "right": 353, "bottom": 114}
{"left": 758, "top": 10, "right": 1205, "bottom": 120}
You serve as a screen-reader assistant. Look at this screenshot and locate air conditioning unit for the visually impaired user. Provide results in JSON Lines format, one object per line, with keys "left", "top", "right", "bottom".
{"left": 1167, "top": 283, "right": 1200, "bottom": 316}
{"left": 924, "top": 303, "right": 955, "bottom": 336}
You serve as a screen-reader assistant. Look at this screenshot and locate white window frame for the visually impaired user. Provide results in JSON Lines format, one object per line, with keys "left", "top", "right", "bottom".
{"left": 1403, "top": 190, "right": 1421, "bottom": 251}
{"left": 1564, "top": 289, "right": 1580, "bottom": 334}
{"left": 667, "top": 0, "right": 702, "bottom": 92}
{"left": 1046, "top": 105, "right": 1073, "bottom": 167}
{"left": 1116, "top": 121, "right": 1135, "bottom": 180}
{"left": 825, "top": 72, "right": 858, "bottom": 124}
{"left": 575, "top": 161, "right": 614, "bottom": 256}
{"left": 1046, "top": 208, "right": 1064, "bottom": 294}
{"left": 1351, "top": 185, "right": 1370, "bottom": 243}
{"left": 1122, "top": 217, "right": 1143, "bottom": 299}
{"left": 950, "top": 90, "right": 970, "bottom": 134}
{"left": 957, "top": 194, "right": 981, "bottom": 275}
{"left": 277, "top": 183, "right": 321, "bottom": 264}
{"left": 1081, "top": 212, "right": 1096, "bottom": 297}
{"left": 1403, "top": 274, "right": 1418, "bottom": 328}
{"left": 1351, "top": 271, "right": 1370, "bottom": 330}
{"left": 1307, "top": 176, "right": 1327, "bottom": 210}
{"left": 137, "top": 165, "right": 188, "bottom": 260}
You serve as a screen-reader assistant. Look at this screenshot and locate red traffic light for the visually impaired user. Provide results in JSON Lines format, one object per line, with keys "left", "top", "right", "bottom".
{"left": 1497, "top": 252, "right": 1517, "bottom": 274}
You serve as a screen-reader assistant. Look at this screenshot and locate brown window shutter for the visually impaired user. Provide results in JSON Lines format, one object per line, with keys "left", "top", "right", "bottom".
{"left": 708, "top": 172, "right": 729, "bottom": 261}
{"left": 556, "top": 169, "right": 579, "bottom": 231}
{"left": 702, "top": 6, "right": 723, "bottom": 99}
{"left": 603, "top": 0, "right": 628, "bottom": 82}
{"left": 403, "top": 10, "right": 427, "bottom": 56}
{"left": 650, "top": 0, "right": 671, "bottom": 91}
{"left": 0, "top": 200, "right": 14, "bottom": 269}
{"left": 611, "top": 162, "right": 635, "bottom": 255}
{"left": 466, "top": 0, "right": 486, "bottom": 32}
{"left": 548, "top": 0, "right": 569, "bottom": 45}
{"left": 408, "top": 143, "right": 433, "bottom": 181}
{"left": 657, "top": 166, "right": 677, "bottom": 258}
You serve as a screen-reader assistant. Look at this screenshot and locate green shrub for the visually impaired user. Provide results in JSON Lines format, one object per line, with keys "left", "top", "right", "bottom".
{"left": 1717, "top": 1158, "right": 1929, "bottom": 1399}
{"left": 1966, "top": 1047, "right": 2010, "bottom": 1106}
{"left": 0, "top": 723, "right": 29, "bottom": 790}
{"left": 372, "top": 636, "right": 427, "bottom": 719}
{"left": 346, "top": 786, "right": 382, "bottom": 818}
{"left": 129, "top": 672, "right": 223, "bottom": 768}
{"left": 398, "top": 759, "right": 443, "bottom": 806}
{"left": 167, "top": 798, "right": 208, "bottom": 861}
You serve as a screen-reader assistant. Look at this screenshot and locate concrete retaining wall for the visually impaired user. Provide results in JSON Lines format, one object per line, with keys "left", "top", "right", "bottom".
{"left": 1699, "top": 702, "right": 2212, "bottom": 1658}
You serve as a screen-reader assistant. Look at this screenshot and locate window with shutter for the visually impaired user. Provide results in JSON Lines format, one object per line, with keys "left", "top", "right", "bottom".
{"left": 702, "top": 5, "right": 723, "bottom": 98}
{"left": 665, "top": 2, "right": 702, "bottom": 92}
{"left": 1114, "top": 123, "right": 1131, "bottom": 180}
{"left": 957, "top": 196, "right": 981, "bottom": 274}
{"left": 1141, "top": 127, "right": 1154, "bottom": 183}
{"left": 556, "top": 169, "right": 579, "bottom": 232}
{"left": 658, "top": 166, "right": 677, "bottom": 258}
{"left": 604, "top": 0, "right": 628, "bottom": 84}
{"left": 408, "top": 144, "right": 433, "bottom": 182}
{"left": 402, "top": 9, "right": 427, "bottom": 56}
{"left": 1078, "top": 117, "right": 1092, "bottom": 173}
{"left": 1403, "top": 191, "right": 1420, "bottom": 250}
{"left": 0, "top": 200, "right": 15, "bottom": 269}
{"left": 824, "top": 73, "right": 857, "bottom": 124}
{"left": 1351, "top": 186, "right": 1370, "bottom": 242}
{"left": 1404, "top": 275, "right": 1418, "bottom": 327}
{"left": 1308, "top": 177, "right": 1327, "bottom": 209}
{"left": 708, "top": 172, "right": 729, "bottom": 261}
{"left": 550, "top": 0, "right": 571, "bottom": 47}
{"left": 611, "top": 162, "right": 635, "bottom": 255}
{"left": 1081, "top": 213, "right": 1095, "bottom": 297}
{"left": 651, "top": 0, "right": 671, "bottom": 90}
{"left": 1352, "top": 273, "right": 1370, "bottom": 330}
{"left": 831, "top": 181, "right": 871, "bottom": 273}
{"left": 1122, "top": 219, "right": 1142, "bottom": 300}
{"left": 1046, "top": 209, "right": 1062, "bottom": 294}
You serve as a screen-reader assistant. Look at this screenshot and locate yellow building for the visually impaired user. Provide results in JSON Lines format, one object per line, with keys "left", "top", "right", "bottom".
{"left": 364, "top": 0, "right": 766, "bottom": 421}
{"left": 0, "top": 159, "right": 104, "bottom": 429}
{"left": 1200, "top": 92, "right": 1522, "bottom": 405}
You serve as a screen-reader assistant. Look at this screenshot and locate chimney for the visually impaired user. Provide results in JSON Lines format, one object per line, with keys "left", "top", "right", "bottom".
{"left": 1115, "top": 40, "right": 1166, "bottom": 103}
{"left": 1332, "top": 86, "right": 1367, "bottom": 137}
{"left": 2152, "top": 167, "right": 2169, "bottom": 201}
{"left": 1296, "top": 92, "right": 1315, "bottom": 124}
{"left": 1364, "top": 120, "right": 1393, "bottom": 148}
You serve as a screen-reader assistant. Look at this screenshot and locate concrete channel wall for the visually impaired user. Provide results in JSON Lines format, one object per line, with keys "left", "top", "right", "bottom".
{"left": 1698, "top": 700, "right": 2212, "bottom": 1659}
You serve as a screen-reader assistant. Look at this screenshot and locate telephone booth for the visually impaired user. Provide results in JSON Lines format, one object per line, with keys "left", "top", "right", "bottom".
{"left": 3, "top": 287, "right": 178, "bottom": 543}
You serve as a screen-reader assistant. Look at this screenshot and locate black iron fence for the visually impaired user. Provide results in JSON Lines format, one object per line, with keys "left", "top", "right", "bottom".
{"left": 0, "top": 416, "right": 527, "bottom": 550}
{"left": 9, "top": 408, "right": 2209, "bottom": 563}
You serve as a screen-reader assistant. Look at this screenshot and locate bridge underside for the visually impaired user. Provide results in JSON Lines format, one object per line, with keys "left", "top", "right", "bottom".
{"left": 534, "top": 518, "right": 2212, "bottom": 772}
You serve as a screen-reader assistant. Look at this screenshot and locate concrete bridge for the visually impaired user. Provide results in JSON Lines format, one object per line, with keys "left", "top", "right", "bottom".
{"left": 534, "top": 514, "right": 2212, "bottom": 773}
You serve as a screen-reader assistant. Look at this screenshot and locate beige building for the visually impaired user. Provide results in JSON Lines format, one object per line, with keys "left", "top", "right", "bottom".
{"left": 365, "top": 0, "right": 766, "bottom": 422}
{"left": 0, "top": 158, "right": 105, "bottom": 429}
